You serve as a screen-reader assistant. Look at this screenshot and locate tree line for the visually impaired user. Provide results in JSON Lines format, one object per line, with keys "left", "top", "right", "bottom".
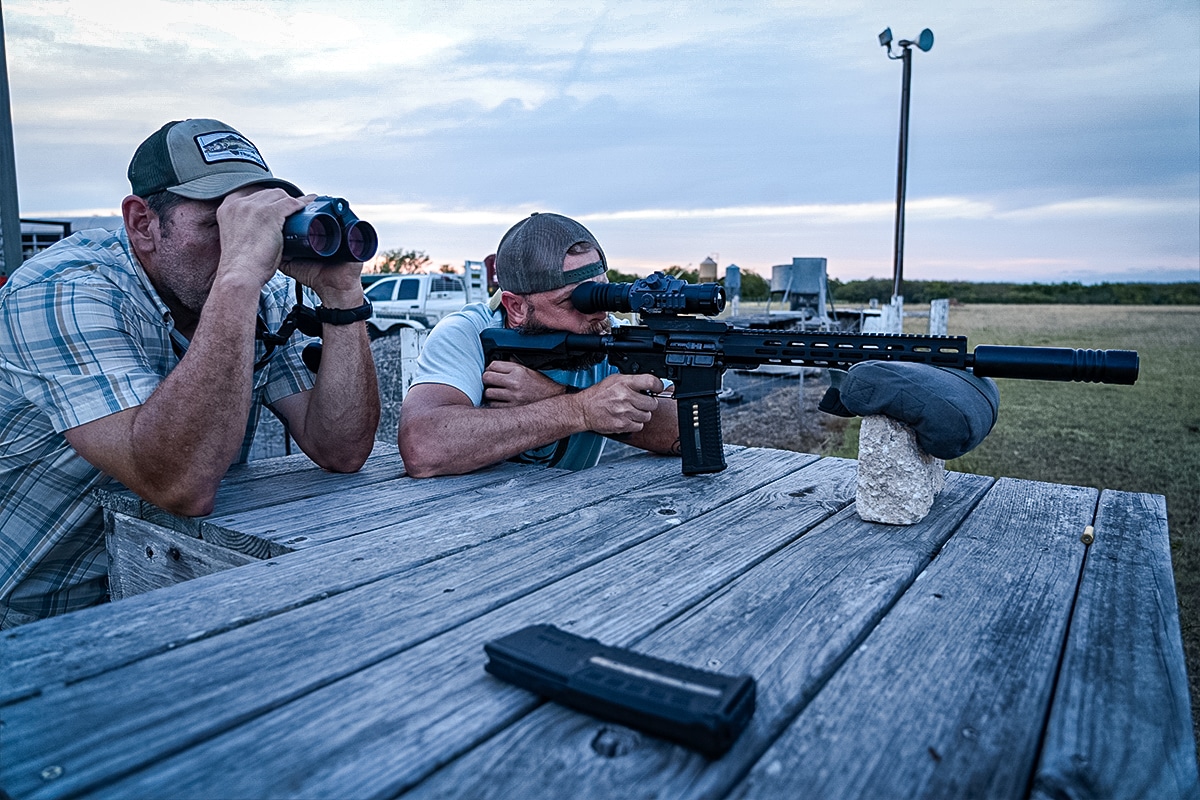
{"left": 826, "top": 277, "right": 1200, "bottom": 305}
{"left": 608, "top": 269, "right": 1198, "bottom": 305}
{"left": 375, "top": 249, "right": 1197, "bottom": 306}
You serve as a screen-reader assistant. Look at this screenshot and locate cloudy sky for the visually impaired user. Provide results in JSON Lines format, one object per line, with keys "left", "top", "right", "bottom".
{"left": 3, "top": 0, "right": 1198, "bottom": 284}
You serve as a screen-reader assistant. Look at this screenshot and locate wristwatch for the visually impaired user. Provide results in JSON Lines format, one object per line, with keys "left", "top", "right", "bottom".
{"left": 314, "top": 300, "right": 373, "bottom": 325}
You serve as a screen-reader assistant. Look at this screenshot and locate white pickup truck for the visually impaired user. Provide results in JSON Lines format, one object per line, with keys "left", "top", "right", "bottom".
{"left": 361, "top": 271, "right": 482, "bottom": 339}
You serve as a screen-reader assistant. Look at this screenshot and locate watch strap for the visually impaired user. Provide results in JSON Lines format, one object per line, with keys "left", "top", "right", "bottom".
{"left": 314, "top": 300, "right": 373, "bottom": 325}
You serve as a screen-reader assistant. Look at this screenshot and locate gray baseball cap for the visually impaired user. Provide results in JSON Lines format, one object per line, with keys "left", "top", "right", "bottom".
{"left": 495, "top": 212, "right": 607, "bottom": 294}
{"left": 127, "top": 118, "right": 302, "bottom": 200}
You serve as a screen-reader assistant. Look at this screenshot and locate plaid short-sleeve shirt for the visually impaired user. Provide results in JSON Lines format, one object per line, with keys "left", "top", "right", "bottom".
{"left": 0, "top": 227, "right": 316, "bottom": 627}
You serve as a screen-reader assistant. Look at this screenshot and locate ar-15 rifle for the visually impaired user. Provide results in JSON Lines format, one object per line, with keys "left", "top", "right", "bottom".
{"left": 481, "top": 272, "right": 1139, "bottom": 476}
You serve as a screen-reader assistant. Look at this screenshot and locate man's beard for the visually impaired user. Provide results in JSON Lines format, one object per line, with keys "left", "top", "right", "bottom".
{"left": 516, "top": 310, "right": 611, "bottom": 370}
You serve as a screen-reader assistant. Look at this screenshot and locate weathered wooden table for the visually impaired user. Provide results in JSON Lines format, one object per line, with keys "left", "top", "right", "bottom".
{"left": 2, "top": 444, "right": 1196, "bottom": 799}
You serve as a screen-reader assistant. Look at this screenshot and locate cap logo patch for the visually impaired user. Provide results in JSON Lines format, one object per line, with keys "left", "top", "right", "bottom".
{"left": 194, "top": 131, "right": 268, "bottom": 169}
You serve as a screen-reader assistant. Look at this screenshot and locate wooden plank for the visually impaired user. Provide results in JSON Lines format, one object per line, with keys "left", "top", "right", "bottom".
{"left": 201, "top": 450, "right": 698, "bottom": 556}
{"left": 197, "top": 460, "right": 568, "bottom": 557}
{"left": 106, "top": 514, "right": 257, "bottom": 599}
{"left": 93, "top": 443, "right": 403, "bottom": 537}
{"left": 0, "top": 450, "right": 828, "bottom": 799}
{"left": 0, "top": 449, "right": 735, "bottom": 704}
{"left": 90, "top": 444, "right": 395, "bottom": 522}
{"left": 224, "top": 440, "right": 399, "bottom": 486}
{"left": 1032, "top": 490, "right": 1200, "bottom": 799}
{"left": 146, "top": 451, "right": 408, "bottom": 535}
{"left": 597, "top": 440, "right": 648, "bottom": 462}
{"left": 730, "top": 477, "right": 1098, "bottom": 799}
{"left": 92, "top": 483, "right": 144, "bottom": 519}
{"left": 399, "top": 472, "right": 995, "bottom": 800}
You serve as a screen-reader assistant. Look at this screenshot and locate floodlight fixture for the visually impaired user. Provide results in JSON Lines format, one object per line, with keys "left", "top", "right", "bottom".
{"left": 880, "top": 26, "right": 934, "bottom": 301}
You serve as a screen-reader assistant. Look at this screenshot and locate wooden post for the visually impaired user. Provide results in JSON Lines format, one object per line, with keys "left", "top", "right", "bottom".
{"left": 928, "top": 298, "right": 949, "bottom": 335}
{"left": 0, "top": 5, "right": 23, "bottom": 282}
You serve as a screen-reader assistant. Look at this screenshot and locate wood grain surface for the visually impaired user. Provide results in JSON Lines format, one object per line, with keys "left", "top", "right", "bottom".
{"left": 2, "top": 447, "right": 1193, "bottom": 800}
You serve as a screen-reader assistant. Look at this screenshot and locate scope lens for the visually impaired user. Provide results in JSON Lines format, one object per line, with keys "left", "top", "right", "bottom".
{"left": 345, "top": 221, "right": 378, "bottom": 262}
{"left": 683, "top": 283, "right": 726, "bottom": 315}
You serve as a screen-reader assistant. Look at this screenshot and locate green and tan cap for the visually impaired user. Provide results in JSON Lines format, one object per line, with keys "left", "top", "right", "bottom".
{"left": 127, "top": 118, "right": 302, "bottom": 200}
{"left": 495, "top": 212, "right": 607, "bottom": 294}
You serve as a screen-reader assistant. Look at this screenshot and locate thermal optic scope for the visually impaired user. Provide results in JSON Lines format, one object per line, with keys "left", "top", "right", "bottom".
{"left": 572, "top": 272, "right": 726, "bottom": 316}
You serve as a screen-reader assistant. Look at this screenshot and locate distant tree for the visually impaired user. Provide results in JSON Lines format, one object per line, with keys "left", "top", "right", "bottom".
{"left": 737, "top": 270, "right": 770, "bottom": 301}
{"left": 606, "top": 268, "right": 640, "bottom": 284}
{"left": 830, "top": 278, "right": 893, "bottom": 305}
{"left": 373, "top": 248, "right": 431, "bottom": 274}
{"left": 664, "top": 265, "right": 700, "bottom": 283}
{"left": 438, "top": 263, "right": 458, "bottom": 274}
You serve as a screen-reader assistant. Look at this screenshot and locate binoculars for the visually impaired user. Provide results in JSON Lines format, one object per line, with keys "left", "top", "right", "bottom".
{"left": 282, "top": 196, "right": 378, "bottom": 263}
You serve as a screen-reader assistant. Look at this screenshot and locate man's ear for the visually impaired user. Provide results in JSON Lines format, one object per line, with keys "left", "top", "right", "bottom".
{"left": 500, "top": 291, "right": 529, "bottom": 326}
{"left": 121, "top": 195, "right": 158, "bottom": 255}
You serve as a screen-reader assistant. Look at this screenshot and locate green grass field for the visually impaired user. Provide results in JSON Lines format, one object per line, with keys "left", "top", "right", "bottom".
{"left": 832, "top": 304, "right": 1200, "bottom": 731}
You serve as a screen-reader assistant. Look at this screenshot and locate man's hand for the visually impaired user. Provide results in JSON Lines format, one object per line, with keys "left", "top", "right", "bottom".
{"left": 215, "top": 188, "right": 310, "bottom": 290}
{"left": 215, "top": 189, "right": 367, "bottom": 309}
{"left": 481, "top": 364, "right": 663, "bottom": 432}
{"left": 483, "top": 362, "right": 568, "bottom": 406}
{"left": 280, "top": 255, "right": 366, "bottom": 310}
{"left": 574, "top": 373, "right": 663, "bottom": 435}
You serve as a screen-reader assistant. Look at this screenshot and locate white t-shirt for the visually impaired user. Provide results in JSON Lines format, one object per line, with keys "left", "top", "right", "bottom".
{"left": 410, "top": 303, "right": 619, "bottom": 470}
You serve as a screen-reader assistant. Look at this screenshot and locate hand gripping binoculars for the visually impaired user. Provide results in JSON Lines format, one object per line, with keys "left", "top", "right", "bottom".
{"left": 282, "top": 196, "right": 378, "bottom": 263}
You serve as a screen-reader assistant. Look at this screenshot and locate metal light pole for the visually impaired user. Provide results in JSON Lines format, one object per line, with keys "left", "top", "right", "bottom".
{"left": 879, "top": 27, "right": 933, "bottom": 303}
{"left": 0, "top": 3, "right": 23, "bottom": 283}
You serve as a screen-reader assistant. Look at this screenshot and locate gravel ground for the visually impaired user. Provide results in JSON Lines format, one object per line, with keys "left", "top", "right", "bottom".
{"left": 720, "top": 372, "right": 851, "bottom": 456}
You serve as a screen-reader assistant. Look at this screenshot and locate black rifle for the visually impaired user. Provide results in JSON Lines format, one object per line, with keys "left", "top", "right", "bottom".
{"left": 481, "top": 272, "right": 1139, "bottom": 475}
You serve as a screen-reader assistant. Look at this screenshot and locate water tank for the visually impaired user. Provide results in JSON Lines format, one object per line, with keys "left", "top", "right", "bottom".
{"left": 724, "top": 265, "right": 741, "bottom": 297}
{"left": 699, "top": 256, "right": 718, "bottom": 283}
{"left": 770, "top": 257, "right": 827, "bottom": 314}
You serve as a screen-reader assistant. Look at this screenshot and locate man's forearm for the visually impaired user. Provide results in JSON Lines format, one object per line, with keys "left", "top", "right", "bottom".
{"left": 400, "top": 392, "right": 589, "bottom": 477}
{"left": 288, "top": 322, "right": 380, "bottom": 472}
{"left": 73, "top": 275, "right": 264, "bottom": 515}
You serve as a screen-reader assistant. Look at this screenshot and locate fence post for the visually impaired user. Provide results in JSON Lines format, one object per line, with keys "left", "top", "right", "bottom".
{"left": 929, "top": 298, "right": 949, "bottom": 335}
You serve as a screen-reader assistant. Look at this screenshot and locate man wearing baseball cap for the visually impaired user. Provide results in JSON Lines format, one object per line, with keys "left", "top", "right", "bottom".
{"left": 0, "top": 119, "right": 380, "bottom": 627}
{"left": 398, "top": 212, "right": 679, "bottom": 477}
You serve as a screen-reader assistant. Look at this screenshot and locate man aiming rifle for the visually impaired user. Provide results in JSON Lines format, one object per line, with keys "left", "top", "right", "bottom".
{"left": 480, "top": 271, "right": 1139, "bottom": 476}
{"left": 397, "top": 213, "right": 681, "bottom": 477}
